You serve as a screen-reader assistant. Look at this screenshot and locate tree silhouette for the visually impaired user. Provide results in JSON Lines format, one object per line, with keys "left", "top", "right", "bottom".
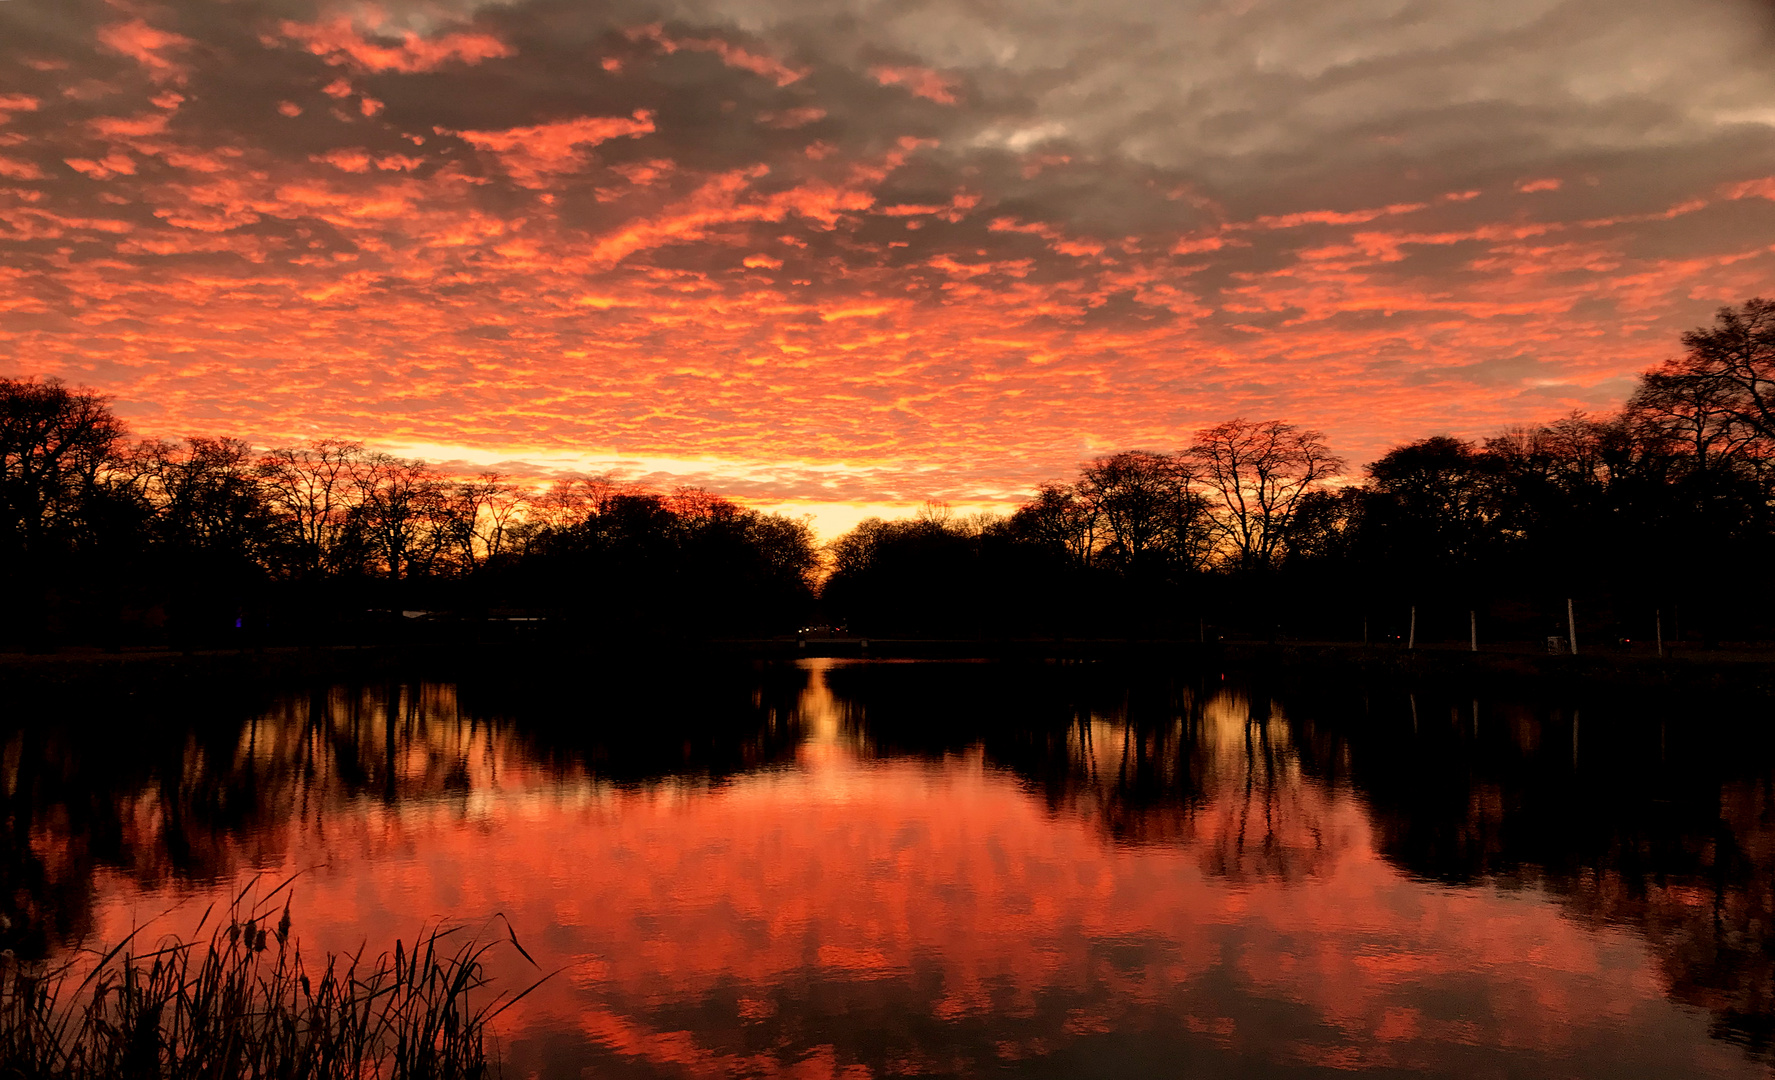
{"left": 350, "top": 453, "right": 448, "bottom": 583}
{"left": 1671, "top": 297, "right": 1775, "bottom": 445}
{"left": 1189, "top": 419, "right": 1342, "bottom": 571}
{"left": 0, "top": 377, "right": 127, "bottom": 558}
{"left": 1076, "top": 451, "right": 1211, "bottom": 574}
{"left": 258, "top": 439, "right": 366, "bottom": 575}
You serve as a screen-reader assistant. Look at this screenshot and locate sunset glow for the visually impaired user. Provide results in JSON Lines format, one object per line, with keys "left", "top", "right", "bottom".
{"left": 6, "top": 0, "right": 1775, "bottom": 530}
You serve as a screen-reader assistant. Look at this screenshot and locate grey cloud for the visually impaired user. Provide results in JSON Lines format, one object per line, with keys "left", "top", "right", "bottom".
{"left": 7, "top": 0, "right": 1775, "bottom": 493}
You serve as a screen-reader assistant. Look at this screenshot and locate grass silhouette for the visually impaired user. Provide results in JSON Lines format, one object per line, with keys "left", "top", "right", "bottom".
{"left": 0, "top": 877, "right": 546, "bottom": 1079}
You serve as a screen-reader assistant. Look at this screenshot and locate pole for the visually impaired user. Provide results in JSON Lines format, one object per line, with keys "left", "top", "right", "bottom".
{"left": 1469, "top": 610, "right": 1477, "bottom": 652}
{"left": 1567, "top": 598, "right": 1578, "bottom": 655}
{"left": 1408, "top": 605, "right": 1416, "bottom": 649}
{"left": 1363, "top": 616, "right": 1368, "bottom": 646}
{"left": 1656, "top": 609, "right": 1663, "bottom": 658}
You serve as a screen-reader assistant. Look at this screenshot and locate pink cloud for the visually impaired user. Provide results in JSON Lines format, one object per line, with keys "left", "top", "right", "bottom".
{"left": 96, "top": 20, "right": 194, "bottom": 80}
{"left": 757, "top": 107, "right": 826, "bottom": 129}
{"left": 0, "top": 156, "right": 46, "bottom": 180}
{"left": 0, "top": 95, "right": 42, "bottom": 123}
{"left": 90, "top": 113, "right": 170, "bottom": 138}
{"left": 626, "top": 25, "right": 808, "bottom": 87}
{"left": 280, "top": 19, "right": 514, "bottom": 73}
{"left": 448, "top": 112, "right": 656, "bottom": 186}
{"left": 313, "top": 149, "right": 373, "bottom": 173}
{"left": 870, "top": 66, "right": 960, "bottom": 105}
{"left": 64, "top": 154, "right": 137, "bottom": 180}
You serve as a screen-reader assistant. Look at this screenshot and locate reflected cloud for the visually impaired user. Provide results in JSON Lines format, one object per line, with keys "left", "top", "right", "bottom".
{"left": 3, "top": 662, "right": 1774, "bottom": 1075}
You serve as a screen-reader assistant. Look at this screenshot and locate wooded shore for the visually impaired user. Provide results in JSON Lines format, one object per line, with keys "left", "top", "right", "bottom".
{"left": 4, "top": 638, "right": 1772, "bottom": 701}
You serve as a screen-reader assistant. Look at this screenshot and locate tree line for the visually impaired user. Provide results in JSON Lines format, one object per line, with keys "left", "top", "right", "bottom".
{"left": 5, "top": 298, "right": 1773, "bottom": 648}
{"left": 0, "top": 393, "right": 820, "bottom": 646}
{"left": 824, "top": 299, "right": 1775, "bottom": 645}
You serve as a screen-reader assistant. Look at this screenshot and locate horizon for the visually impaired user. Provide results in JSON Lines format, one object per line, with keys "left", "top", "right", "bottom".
{"left": 5, "top": 0, "right": 1775, "bottom": 538}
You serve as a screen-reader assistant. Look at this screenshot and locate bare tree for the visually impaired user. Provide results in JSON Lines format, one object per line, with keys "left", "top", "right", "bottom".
{"left": 441, "top": 472, "right": 526, "bottom": 571}
{"left": 131, "top": 437, "right": 276, "bottom": 560}
{"left": 528, "top": 474, "right": 624, "bottom": 532}
{"left": 258, "top": 439, "right": 365, "bottom": 573}
{"left": 955, "top": 509, "right": 1006, "bottom": 538}
{"left": 1627, "top": 302, "right": 1775, "bottom": 479}
{"left": 477, "top": 476, "right": 528, "bottom": 562}
{"left": 916, "top": 500, "right": 954, "bottom": 528}
{"left": 1189, "top": 419, "right": 1343, "bottom": 570}
{"left": 1011, "top": 482, "right": 1101, "bottom": 567}
{"left": 1483, "top": 412, "right": 1630, "bottom": 497}
{"left": 351, "top": 453, "right": 448, "bottom": 581}
{"left": 666, "top": 486, "right": 727, "bottom": 521}
{"left": 1669, "top": 297, "right": 1775, "bottom": 445}
{"left": 1075, "top": 451, "right": 1210, "bottom": 573}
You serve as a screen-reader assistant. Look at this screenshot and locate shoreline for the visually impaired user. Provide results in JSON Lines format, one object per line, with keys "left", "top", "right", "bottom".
{"left": 2, "top": 638, "right": 1772, "bottom": 700}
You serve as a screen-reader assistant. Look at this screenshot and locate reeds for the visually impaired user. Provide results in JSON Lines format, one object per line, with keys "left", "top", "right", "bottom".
{"left": 0, "top": 880, "right": 543, "bottom": 1079}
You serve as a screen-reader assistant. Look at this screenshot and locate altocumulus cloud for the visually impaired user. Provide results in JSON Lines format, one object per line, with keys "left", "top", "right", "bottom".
{"left": 3, "top": 0, "right": 1775, "bottom": 514}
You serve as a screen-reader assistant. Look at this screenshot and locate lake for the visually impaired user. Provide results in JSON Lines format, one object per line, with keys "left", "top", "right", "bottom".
{"left": 5, "top": 656, "right": 1772, "bottom": 1078}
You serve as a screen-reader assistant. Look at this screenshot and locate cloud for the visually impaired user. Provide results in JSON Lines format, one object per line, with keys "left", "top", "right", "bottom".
{"left": 96, "top": 19, "right": 194, "bottom": 80}
{"left": 447, "top": 112, "right": 657, "bottom": 185}
{"left": 279, "top": 17, "right": 514, "bottom": 73}
{"left": 870, "top": 66, "right": 958, "bottom": 105}
{"left": 2, "top": 0, "right": 1775, "bottom": 521}
{"left": 625, "top": 23, "right": 808, "bottom": 86}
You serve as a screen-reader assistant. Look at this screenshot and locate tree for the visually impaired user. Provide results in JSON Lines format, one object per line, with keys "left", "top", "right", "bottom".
{"left": 440, "top": 473, "right": 526, "bottom": 572}
{"left": 739, "top": 511, "right": 820, "bottom": 588}
{"left": 1667, "top": 297, "right": 1775, "bottom": 447}
{"left": 1364, "top": 436, "right": 1506, "bottom": 569}
{"left": 259, "top": 439, "right": 366, "bottom": 575}
{"left": 1009, "top": 483, "right": 1099, "bottom": 568}
{"left": 1188, "top": 419, "right": 1343, "bottom": 571}
{"left": 1282, "top": 487, "right": 1365, "bottom": 565}
{"left": 1075, "top": 451, "right": 1210, "bottom": 574}
{"left": 130, "top": 437, "right": 280, "bottom": 564}
{"left": 351, "top": 453, "right": 447, "bottom": 581}
{"left": 822, "top": 516, "right": 981, "bottom": 635}
{"left": 0, "top": 377, "right": 128, "bottom": 556}
{"left": 526, "top": 474, "right": 624, "bottom": 535}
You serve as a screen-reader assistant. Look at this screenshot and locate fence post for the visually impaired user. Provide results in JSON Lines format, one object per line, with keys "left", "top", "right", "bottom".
{"left": 1408, "top": 605, "right": 1416, "bottom": 649}
{"left": 1567, "top": 597, "right": 1578, "bottom": 656}
{"left": 1469, "top": 610, "right": 1477, "bottom": 652}
{"left": 1656, "top": 609, "right": 1663, "bottom": 658}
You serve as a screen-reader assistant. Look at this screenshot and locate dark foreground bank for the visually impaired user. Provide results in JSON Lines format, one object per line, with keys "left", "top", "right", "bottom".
{"left": 5, "top": 637, "right": 1775, "bottom": 702}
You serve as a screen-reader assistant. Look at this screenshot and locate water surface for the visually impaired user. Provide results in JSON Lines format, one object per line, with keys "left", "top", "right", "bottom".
{"left": 6, "top": 658, "right": 1772, "bottom": 1078}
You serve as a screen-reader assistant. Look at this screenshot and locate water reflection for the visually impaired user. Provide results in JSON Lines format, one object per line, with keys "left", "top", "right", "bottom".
{"left": 4, "top": 659, "right": 1773, "bottom": 1077}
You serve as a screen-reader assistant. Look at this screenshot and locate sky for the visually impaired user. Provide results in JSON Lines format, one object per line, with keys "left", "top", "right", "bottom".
{"left": 5, "top": 0, "right": 1775, "bottom": 537}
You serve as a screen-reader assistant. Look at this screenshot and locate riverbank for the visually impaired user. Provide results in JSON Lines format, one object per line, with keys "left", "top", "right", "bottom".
{"left": 3, "top": 637, "right": 1774, "bottom": 701}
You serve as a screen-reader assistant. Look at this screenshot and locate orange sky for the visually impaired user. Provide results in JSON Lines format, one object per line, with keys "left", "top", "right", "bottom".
{"left": 6, "top": 0, "right": 1775, "bottom": 536}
